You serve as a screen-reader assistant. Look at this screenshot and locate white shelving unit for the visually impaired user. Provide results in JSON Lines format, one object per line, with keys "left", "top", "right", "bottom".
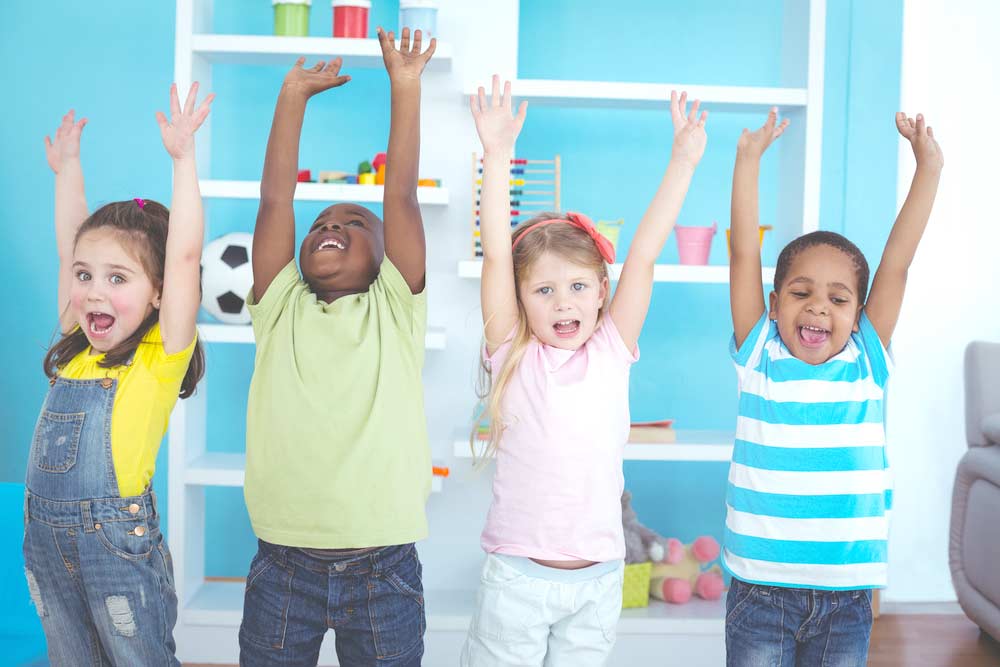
{"left": 201, "top": 179, "right": 450, "bottom": 205}
{"left": 458, "top": 259, "right": 776, "bottom": 284}
{"left": 168, "top": 1, "right": 825, "bottom": 663}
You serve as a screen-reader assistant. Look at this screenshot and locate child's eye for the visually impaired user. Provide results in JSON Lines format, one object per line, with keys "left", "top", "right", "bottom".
{"left": 348, "top": 219, "right": 363, "bottom": 227}
{"left": 76, "top": 271, "right": 91, "bottom": 282}
{"left": 110, "top": 274, "right": 126, "bottom": 285}
{"left": 831, "top": 297, "right": 849, "bottom": 305}
{"left": 537, "top": 286, "right": 552, "bottom": 295}
{"left": 572, "top": 282, "right": 586, "bottom": 291}
{"left": 791, "top": 291, "right": 809, "bottom": 298}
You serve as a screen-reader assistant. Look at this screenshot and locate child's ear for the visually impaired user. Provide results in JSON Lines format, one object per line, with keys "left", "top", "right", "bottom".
{"left": 768, "top": 290, "right": 779, "bottom": 320}
{"left": 153, "top": 288, "right": 162, "bottom": 310}
{"left": 599, "top": 275, "right": 610, "bottom": 304}
{"left": 853, "top": 305, "right": 862, "bottom": 333}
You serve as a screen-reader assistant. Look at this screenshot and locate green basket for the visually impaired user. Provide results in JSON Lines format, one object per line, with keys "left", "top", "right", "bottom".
{"left": 622, "top": 561, "right": 652, "bottom": 608}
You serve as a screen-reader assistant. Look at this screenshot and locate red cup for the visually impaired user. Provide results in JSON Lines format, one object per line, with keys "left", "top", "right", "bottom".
{"left": 332, "top": 0, "right": 370, "bottom": 38}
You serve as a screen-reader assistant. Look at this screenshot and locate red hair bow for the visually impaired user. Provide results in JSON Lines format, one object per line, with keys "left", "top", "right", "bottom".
{"left": 510, "top": 211, "right": 616, "bottom": 263}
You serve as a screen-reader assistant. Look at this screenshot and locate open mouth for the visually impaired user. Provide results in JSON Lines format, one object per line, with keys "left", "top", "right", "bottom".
{"left": 314, "top": 231, "right": 347, "bottom": 253}
{"left": 553, "top": 319, "right": 580, "bottom": 338}
{"left": 798, "top": 324, "right": 830, "bottom": 349}
{"left": 87, "top": 312, "right": 116, "bottom": 338}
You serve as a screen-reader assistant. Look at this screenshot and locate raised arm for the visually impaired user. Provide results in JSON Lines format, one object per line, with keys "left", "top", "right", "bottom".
{"left": 378, "top": 27, "right": 436, "bottom": 293}
{"left": 45, "top": 110, "right": 89, "bottom": 333}
{"left": 470, "top": 76, "right": 527, "bottom": 353}
{"left": 610, "top": 91, "right": 707, "bottom": 351}
{"left": 156, "top": 83, "right": 214, "bottom": 354}
{"left": 253, "top": 58, "right": 350, "bottom": 301}
{"left": 864, "top": 112, "right": 943, "bottom": 347}
{"left": 730, "top": 107, "right": 789, "bottom": 349}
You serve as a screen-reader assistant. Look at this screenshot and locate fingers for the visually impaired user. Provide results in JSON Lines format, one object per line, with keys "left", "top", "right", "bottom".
{"left": 170, "top": 83, "right": 181, "bottom": 118}
{"left": 478, "top": 85, "right": 487, "bottom": 113}
{"left": 195, "top": 92, "right": 216, "bottom": 124}
{"left": 687, "top": 98, "right": 701, "bottom": 125}
{"left": 182, "top": 82, "right": 199, "bottom": 115}
{"left": 670, "top": 90, "right": 680, "bottom": 121}
{"left": 895, "top": 111, "right": 914, "bottom": 138}
{"left": 294, "top": 56, "right": 306, "bottom": 69}
{"left": 764, "top": 106, "right": 777, "bottom": 131}
{"left": 411, "top": 29, "right": 422, "bottom": 54}
{"left": 310, "top": 60, "right": 325, "bottom": 72}
{"left": 325, "top": 57, "right": 343, "bottom": 75}
{"left": 491, "top": 74, "right": 501, "bottom": 107}
{"left": 44, "top": 136, "right": 53, "bottom": 151}
{"left": 503, "top": 80, "right": 512, "bottom": 110}
{"left": 773, "top": 117, "right": 789, "bottom": 139}
{"left": 376, "top": 27, "right": 390, "bottom": 53}
{"left": 400, "top": 27, "right": 410, "bottom": 52}
{"left": 155, "top": 111, "right": 169, "bottom": 133}
{"left": 915, "top": 112, "right": 926, "bottom": 136}
{"left": 698, "top": 110, "right": 708, "bottom": 128}
{"left": 470, "top": 94, "right": 480, "bottom": 118}
{"left": 927, "top": 126, "right": 934, "bottom": 138}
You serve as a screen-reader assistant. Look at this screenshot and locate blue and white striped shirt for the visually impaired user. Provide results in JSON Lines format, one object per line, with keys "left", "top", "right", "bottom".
{"left": 723, "top": 311, "right": 893, "bottom": 590}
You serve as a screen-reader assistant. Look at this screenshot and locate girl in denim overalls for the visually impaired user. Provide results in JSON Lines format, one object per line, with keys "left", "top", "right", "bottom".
{"left": 25, "top": 84, "right": 212, "bottom": 666}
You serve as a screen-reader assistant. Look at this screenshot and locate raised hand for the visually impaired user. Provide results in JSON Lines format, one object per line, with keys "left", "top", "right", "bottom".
{"left": 45, "top": 110, "right": 87, "bottom": 174}
{"left": 378, "top": 27, "right": 436, "bottom": 82}
{"left": 896, "top": 111, "right": 943, "bottom": 170}
{"left": 156, "top": 82, "right": 214, "bottom": 161}
{"left": 470, "top": 75, "right": 528, "bottom": 155}
{"left": 670, "top": 90, "right": 708, "bottom": 167}
{"left": 737, "top": 107, "right": 789, "bottom": 159}
{"left": 282, "top": 57, "right": 351, "bottom": 98}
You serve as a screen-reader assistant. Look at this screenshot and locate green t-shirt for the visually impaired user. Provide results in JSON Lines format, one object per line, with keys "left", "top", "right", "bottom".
{"left": 244, "top": 258, "right": 430, "bottom": 548}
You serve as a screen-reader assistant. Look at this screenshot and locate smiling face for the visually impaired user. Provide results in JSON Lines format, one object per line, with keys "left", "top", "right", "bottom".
{"left": 769, "top": 244, "right": 864, "bottom": 365}
{"left": 517, "top": 251, "right": 609, "bottom": 350}
{"left": 70, "top": 228, "right": 161, "bottom": 353}
{"left": 299, "top": 204, "right": 384, "bottom": 299}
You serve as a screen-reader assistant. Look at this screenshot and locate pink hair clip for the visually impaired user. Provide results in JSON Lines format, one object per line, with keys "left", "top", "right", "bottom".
{"left": 134, "top": 197, "right": 146, "bottom": 210}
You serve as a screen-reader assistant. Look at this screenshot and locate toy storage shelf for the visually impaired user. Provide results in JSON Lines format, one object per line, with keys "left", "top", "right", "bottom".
{"left": 184, "top": 451, "right": 444, "bottom": 491}
{"left": 197, "top": 323, "right": 447, "bottom": 349}
{"left": 454, "top": 430, "right": 734, "bottom": 462}
{"left": 463, "top": 79, "right": 807, "bottom": 111}
{"left": 457, "top": 260, "right": 776, "bottom": 285}
{"left": 191, "top": 34, "right": 453, "bottom": 70}
{"left": 199, "top": 179, "right": 450, "bottom": 205}
{"left": 184, "top": 579, "right": 724, "bottom": 632}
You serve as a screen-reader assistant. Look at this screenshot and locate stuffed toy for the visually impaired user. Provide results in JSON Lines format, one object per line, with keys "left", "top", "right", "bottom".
{"left": 649, "top": 536, "right": 725, "bottom": 604}
{"left": 621, "top": 490, "right": 680, "bottom": 564}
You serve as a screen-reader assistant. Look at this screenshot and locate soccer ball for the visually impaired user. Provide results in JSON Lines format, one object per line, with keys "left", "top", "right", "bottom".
{"left": 201, "top": 232, "right": 253, "bottom": 325}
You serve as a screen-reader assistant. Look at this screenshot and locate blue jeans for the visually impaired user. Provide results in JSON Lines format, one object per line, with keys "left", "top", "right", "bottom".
{"left": 725, "top": 578, "right": 874, "bottom": 667}
{"left": 239, "top": 540, "right": 425, "bottom": 666}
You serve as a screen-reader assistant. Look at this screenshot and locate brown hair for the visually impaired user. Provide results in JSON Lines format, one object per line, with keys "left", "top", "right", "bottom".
{"left": 471, "top": 212, "right": 610, "bottom": 464}
{"left": 774, "top": 231, "right": 871, "bottom": 304}
{"left": 43, "top": 200, "right": 205, "bottom": 399}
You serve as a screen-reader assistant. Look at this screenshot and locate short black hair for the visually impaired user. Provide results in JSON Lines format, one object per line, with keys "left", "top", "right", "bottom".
{"left": 773, "top": 231, "right": 871, "bottom": 304}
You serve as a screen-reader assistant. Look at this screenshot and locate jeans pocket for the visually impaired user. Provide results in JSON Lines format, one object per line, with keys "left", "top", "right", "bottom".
{"left": 32, "top": 410, "right": 84, "bottom": 473}
{"left": 592, "top": 567, "right": 624, "bottom": 643}
{"left": 725, "top": 579, "right": 759, "bottom": 627}
{"left": 240, "top": 554, "right": 293, "bottom": 650}
{"left": 95, "top": 519, "right": 155, "bottom": 561}
{"left": 369, "top": 568, "right": 425, "bottom": 659}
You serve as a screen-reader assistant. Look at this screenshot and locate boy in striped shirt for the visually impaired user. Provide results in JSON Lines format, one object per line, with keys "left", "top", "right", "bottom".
{"left": 725, "top": 107, "right": 943, "bottom": 666}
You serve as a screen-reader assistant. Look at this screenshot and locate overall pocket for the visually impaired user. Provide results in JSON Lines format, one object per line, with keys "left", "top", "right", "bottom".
{"left": 32, "top": 411, "right": 84, "bottom": 473}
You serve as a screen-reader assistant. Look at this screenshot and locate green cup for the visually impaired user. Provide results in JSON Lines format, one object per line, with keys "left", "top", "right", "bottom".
{"left": 274, "top": 0, "right": 311, "bottom": 36}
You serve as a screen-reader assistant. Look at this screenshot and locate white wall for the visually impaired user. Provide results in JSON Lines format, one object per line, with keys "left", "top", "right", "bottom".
{"left": 886, "top": 0, "right": 1000, "bottom": 602}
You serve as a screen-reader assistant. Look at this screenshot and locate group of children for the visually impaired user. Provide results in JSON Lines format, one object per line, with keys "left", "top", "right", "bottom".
{"left": 24, "top": 25, "right": 942, "bottom": 667}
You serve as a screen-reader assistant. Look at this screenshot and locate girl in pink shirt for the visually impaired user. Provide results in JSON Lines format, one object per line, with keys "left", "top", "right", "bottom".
{"left": 461, "top": 76, "right": 709, "bottom": 666}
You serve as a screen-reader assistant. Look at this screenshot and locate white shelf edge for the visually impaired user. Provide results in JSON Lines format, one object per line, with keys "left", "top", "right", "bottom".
{"left": 191, "top": 34, "right": 452, "bottom": 70}
{"left": 185, "top": 452, "right": 446, "bottom": 491}
{"left": 183, "top": 580, "right": 724, "bottom": 633}
{"left": 463, "top": 78, "right": 808, "bottom": 109}
{"left": 458, "top": 260, "right": 775, "bottom": 285}
{"left": 453, "top": 430, "right": 734, "bottom": 463}
{"left": 198, "top": 323, "right": 447, "bottom": 350}
{"left": 200, "top": 180, "right": 450, "bottom": 206}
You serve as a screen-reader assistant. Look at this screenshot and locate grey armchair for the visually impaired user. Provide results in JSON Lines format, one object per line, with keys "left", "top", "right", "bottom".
{"left": 950, "top": 341, "right": 1000, "bottom": 641}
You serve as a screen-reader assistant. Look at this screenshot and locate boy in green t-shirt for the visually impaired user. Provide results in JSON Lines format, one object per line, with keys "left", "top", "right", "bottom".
{"left": 238, "top": 28, "right": 435, "bottom": 666}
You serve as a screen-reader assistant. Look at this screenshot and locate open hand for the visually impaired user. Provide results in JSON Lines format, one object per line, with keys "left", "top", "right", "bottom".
{"left": 737, "top": 107, "right": 789, "bottom": 159}
{"left": 156, "top": 82, "right": 214, "bottom": 161}
{"left": 470, "top": 75, "right": 528, "bottom": 154}
{"left": 896, "top": 112, "right": 943, "bottom": 170}
{"left": 378, "top": 27, "right": 436, "bottom": 82}
{"left": 44, "top": 110, "right": 87, "bottom": 174}
{"left": 670, "top": 91, "right": 708, "bottom": 167}
{"left": 282, "top": 57, "right": 351, "bottom": 98}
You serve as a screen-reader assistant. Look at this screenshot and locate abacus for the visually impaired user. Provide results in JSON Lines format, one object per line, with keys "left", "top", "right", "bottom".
{"left": 471, "top": 153, "right": 562, "bottom": 258}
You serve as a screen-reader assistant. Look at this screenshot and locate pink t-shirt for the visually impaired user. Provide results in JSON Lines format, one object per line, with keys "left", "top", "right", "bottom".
{"left": 481, "top": 316, "right": 638, "bottom": 562}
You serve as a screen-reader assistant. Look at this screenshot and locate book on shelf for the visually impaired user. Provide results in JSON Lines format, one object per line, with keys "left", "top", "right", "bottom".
{"left": 628, "top": 419, "right": 676, "bottom": 443}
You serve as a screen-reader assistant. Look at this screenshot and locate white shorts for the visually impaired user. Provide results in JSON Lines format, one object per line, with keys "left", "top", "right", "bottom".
{"left": 461, "top": 554, "right": 625, "bottom": 667}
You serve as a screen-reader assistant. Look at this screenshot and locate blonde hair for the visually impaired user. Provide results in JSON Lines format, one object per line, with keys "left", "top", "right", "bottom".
{"left": 471, "top": 212, "right": 611, "bottom": 465}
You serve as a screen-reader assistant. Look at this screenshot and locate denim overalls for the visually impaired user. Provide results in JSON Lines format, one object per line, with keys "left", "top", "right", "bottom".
{"left": 23, "top": 364, "right": 180, "bottom": 666}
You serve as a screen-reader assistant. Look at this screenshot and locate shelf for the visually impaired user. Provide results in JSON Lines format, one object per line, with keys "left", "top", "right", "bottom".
{"left": 453, "top": 430, "right": 734, "bottom": 462}
{"left": 200, "top": 180, "right": 450, "bottom": 206}
{"left": 458, "top": 260, "right": 775, "bottom": 285}
{"left": 184, "top": 580, "right": 724, "bottom": 633}
{"left": 198, "top": 323, "right": 447, "bottom": 350}
{"left": 191, "top": 34, "right": 452, "bottom": 71}
{"left": 463, "top": 78, "right": 807, "bottom": 111}
{"left": 185, "top": 452, "right": 444, "bottom": 492}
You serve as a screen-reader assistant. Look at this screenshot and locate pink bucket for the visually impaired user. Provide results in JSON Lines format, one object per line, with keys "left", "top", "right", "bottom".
{"left": 675, "top": 222, "right": 717, "bottom": 265}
